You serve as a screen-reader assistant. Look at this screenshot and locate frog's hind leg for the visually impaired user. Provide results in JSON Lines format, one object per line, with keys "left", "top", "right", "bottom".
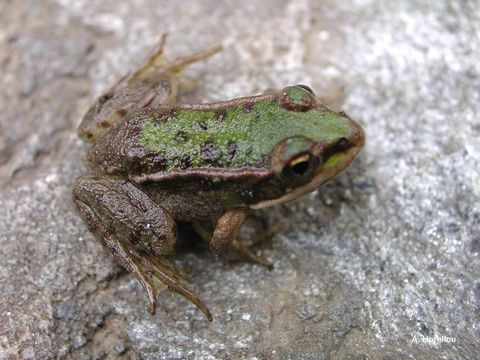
{"left": 72, "top": 175, "right": 212, "bottom": 321}
{"left": 130, "top": 34, "right": 221, "bottom": 83}
{"left": 133, "top": 34, "right": 222, "bottom": 76}
{"left": 131, "top": 36, "right": 222, "bottom": 106}
{"left": 159, "top": 42, "right": 223, "bottom": 104}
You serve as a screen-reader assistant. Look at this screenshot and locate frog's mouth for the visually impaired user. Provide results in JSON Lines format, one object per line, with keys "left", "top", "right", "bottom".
{"left": 250, "top": 124, "right": 365, "bottom": 210}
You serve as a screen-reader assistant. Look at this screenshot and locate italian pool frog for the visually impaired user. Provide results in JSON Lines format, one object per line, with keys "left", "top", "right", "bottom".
{"left": 73, "top": 36, "right": 365, "bottom": 321}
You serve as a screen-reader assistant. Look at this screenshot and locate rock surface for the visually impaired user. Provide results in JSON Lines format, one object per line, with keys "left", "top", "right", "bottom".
{"left": 1, "top": 0, "right": 479, "bottom": 359}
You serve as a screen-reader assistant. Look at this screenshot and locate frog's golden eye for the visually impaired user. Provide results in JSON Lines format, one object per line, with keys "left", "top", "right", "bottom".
{"left": 271, "top": 136, "right": 319, "bottom": 185}
{"left": 281, "top": 152, "right": 319, "bottom": 185}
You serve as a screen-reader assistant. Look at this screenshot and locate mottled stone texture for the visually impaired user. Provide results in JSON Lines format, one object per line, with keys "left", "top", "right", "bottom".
{"left": 1, "top": 0, "right": 479, "bottom": 359}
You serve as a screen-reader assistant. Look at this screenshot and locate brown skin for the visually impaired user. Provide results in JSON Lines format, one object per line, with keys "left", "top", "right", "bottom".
{"left": 73, "top": 38, "right": 365, "bottom": 321}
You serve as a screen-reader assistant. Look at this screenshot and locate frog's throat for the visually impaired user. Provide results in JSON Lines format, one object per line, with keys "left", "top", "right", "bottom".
{"left": 249, "top": 141, "right": 363, "bottom": 210}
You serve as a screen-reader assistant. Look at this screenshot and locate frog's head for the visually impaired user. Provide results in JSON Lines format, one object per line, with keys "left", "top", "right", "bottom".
{"left": 250, "top": 85, "right": 365, "bottom": 209}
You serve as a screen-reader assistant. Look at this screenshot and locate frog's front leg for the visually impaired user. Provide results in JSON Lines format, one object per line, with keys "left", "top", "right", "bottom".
{"left": 211, "top": 209, "right": 273, "bottom": 268}
{"left": 72, "top": 176, "right": 212, "bottom": 321}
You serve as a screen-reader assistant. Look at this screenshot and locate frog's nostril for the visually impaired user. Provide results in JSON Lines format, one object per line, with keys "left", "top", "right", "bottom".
{"left": 336, "top": 137, "right": 349, "bottom": 151}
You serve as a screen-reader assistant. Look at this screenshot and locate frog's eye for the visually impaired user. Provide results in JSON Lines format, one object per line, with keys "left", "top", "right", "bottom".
{"left": 278, "top": 85, "right": 316, "bottom": 112}
{"left": 271, "top": 136, "right": 320, "bottom": 186}
{"left": 281, "top": 153, "right": 319, "bottom": 185}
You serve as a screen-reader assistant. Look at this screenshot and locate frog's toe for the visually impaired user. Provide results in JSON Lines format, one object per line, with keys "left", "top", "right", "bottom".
{"left": 140, "top": 256, "right": 213, "bottom": 322}
{"left": 132, "top": 265, "right": 158, "bottom": 315}
{"left": 164, "top": 44, "right": 222, "bottom": 74}
{"left": 231, "top": 240, "right": 273, "bottom": 269}
{"left": 145, "top": 254, "right": 193, "bottom": 284}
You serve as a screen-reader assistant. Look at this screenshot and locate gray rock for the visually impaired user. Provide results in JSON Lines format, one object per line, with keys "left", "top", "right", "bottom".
{"left": 1, "top": 0, "right": 478, "bottom": 358}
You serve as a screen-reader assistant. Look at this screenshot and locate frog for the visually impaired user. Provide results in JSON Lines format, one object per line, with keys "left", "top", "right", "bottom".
{"left": 72, "top": 36, "right": 365, "bottom": 322}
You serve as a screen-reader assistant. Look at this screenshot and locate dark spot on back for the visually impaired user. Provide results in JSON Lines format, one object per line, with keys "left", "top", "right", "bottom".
{"left": 227, "top": 142, "right": 238, "bottom": 163}
{"left": 201, "top": 142, "right": 221, "bottom": 162}
{"left": 261, "top": 154, "right": 270, "bottom": 167}
{"left": 243, "top": 103, "right": 253, "bottom": 113}
{"left": 216, "top": 110, "right": 226, "bottom": 122}
{"left": 175, "top": 130, "right": 188, "bottom": 143}
{"left": 179, "top": 154, "right": 192, "bottom": 170}
{"left": 139, "top": 151, "right": 167, "bottom": 173}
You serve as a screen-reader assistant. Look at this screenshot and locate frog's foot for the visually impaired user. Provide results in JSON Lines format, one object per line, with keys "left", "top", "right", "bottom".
{"left": 137, "top": 253, "right": 212, "bottom": 321}
{"left": 73, "top": 175, "right": 212, "bottom": 321}
{"left": 209, "top": 209, "right": 273, "bottom": 269}
{"left": 102, "top": 232, "right": 212, "bottom": 320}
